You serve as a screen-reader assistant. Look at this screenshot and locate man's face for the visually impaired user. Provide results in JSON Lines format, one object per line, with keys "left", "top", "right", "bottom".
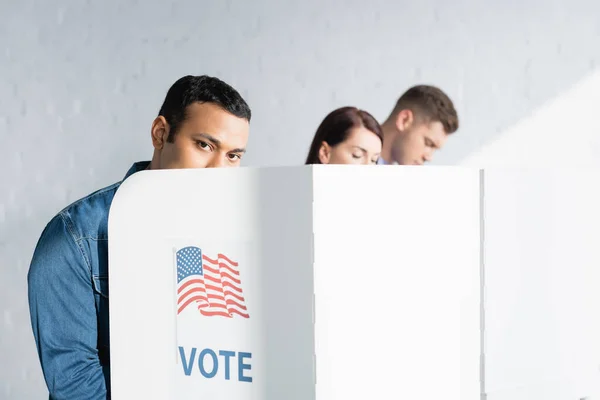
{"left": 391, "top": 120, "right": 447, "bottom": 165}
{"left": 152, "top": 102, "right": 249, "bottom": 169}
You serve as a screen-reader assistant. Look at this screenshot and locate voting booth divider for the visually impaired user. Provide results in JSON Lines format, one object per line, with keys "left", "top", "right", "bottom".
{"left": 107, "top": 166, "right": 600, "bottom": 400}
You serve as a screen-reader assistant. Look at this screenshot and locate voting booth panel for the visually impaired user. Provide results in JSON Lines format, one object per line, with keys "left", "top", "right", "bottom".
{"left": 483, "top": 169, "right": 600, "bottom": 400}
{"left": 311, "top": 166, "right": 481, "bottom": 400}
{"left": 108, "top": 166, "right": 482, "bottom": 400}
{"left": 108, "top": 165, "right": 600, "bottom": 400}
{"left": 108, "top": 167, "right": 317, "bottom": 400}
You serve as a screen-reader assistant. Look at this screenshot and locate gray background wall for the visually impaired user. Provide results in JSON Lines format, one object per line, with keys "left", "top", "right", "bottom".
{"left": 1, "top": 0, "right": 600, "bottom": 398}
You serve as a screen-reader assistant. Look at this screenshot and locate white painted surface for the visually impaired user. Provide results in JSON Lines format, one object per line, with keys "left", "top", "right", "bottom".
{"left": 312, "top": 166, "right": 481, "bottom": 400}
{"left": 483, "top": 168, "right": 600, "bottom": 399}
{"left": 460, "top": 72, "right": 600, "bottom": 169}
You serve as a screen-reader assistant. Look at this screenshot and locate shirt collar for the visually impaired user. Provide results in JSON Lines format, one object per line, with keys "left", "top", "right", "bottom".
{"left": 123, "top": 161, "right": 151, "bottom": 181}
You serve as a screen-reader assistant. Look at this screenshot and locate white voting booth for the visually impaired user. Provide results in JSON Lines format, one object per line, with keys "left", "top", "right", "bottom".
{"left": 483, "top": 169, "right": 600, "bottom": 400}
{"left": 108, "top": 166, "right": 600, "bottom": 400}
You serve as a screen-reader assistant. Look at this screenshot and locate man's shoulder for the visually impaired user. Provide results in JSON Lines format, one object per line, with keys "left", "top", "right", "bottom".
{"left": 47, "top": 161, "right": 150, "bottom": 242}
{"left": 56, "top": 180, "right": 124, "bottom": 242}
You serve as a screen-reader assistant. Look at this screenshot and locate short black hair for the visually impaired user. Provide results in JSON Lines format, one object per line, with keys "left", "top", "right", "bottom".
{"left": 158, "top": 75, "right": 251, "bottom": 142}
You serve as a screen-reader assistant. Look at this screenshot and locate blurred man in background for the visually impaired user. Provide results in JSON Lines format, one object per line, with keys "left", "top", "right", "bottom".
{"left": 378, "top": 85, "right": 459, "bottom": 165}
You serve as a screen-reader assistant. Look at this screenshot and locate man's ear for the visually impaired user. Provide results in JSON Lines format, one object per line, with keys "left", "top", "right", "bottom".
{"left": 318, "top": 141, "right": 331, "bottom": 164}
{"left": 395, "top": 109, "right": 414, "bottom": 133}
{"left": 151, "top": 116, "right": 169, "bottom": 149}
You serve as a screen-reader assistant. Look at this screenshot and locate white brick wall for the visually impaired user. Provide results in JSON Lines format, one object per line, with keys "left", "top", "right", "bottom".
{"left": 1, "top": 0, "right": 600, "bottom": 398}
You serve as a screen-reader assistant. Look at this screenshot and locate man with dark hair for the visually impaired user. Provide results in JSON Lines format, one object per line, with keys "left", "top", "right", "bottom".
{"left": 27, "top": 75, "right": 251, "bottom": 399}
{"left": 378, "top": 85, "right": 459, "bottom": 165}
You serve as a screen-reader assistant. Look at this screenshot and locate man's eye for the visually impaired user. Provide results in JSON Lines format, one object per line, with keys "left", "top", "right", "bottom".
{"left": 352, "top": 154, "right": 362, "bottom": 159}
{"left": 196, "top": 141, "right": 210, "bottom": 150}
{"left": 228, "top": 153, "right": 242, "bottom": 160}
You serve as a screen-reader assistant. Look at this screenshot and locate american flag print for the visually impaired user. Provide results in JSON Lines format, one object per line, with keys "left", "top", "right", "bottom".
{"left": 176, "top": 246, "right": 249, "bottom": 318}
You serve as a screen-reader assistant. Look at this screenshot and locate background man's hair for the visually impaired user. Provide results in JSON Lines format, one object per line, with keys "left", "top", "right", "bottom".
{"left": 394, "top": 85, "right": 459, "bottom": 134}
{"left": 158, "top": 75, "right": 251, "bottom": 142}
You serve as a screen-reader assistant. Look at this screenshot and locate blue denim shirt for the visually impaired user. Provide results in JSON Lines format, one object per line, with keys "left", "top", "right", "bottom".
{"left": 28, "top": 161, "right": 149, "bottom": 400}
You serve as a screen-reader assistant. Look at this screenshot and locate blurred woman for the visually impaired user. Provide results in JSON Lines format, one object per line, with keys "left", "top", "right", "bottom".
{"left": 305, "top": 106, "right": 383, "bottom": 165}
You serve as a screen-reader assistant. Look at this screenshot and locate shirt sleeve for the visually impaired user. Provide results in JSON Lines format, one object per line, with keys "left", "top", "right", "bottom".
{"left": 28, "top": 213, "right": 108, "bottom": 400}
